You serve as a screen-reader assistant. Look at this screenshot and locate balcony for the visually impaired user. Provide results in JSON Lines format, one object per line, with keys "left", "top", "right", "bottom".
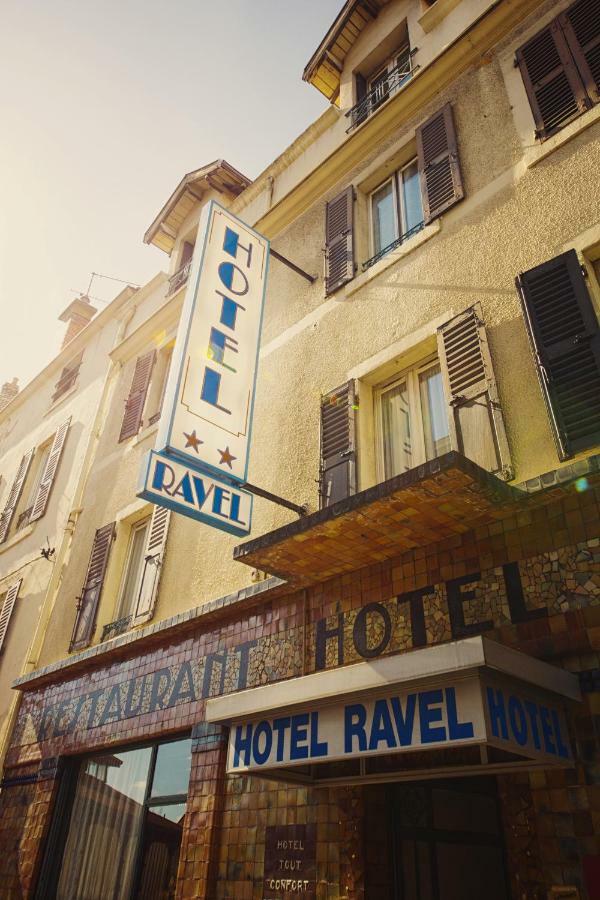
{"left": 346, "top": 50, "right": 417, "bottom": 133}
{"left": 167, "top": 259, "right": 192, "bottom": 296}
{"left": 362, "top": 221, "right": 424, "bottom": 271}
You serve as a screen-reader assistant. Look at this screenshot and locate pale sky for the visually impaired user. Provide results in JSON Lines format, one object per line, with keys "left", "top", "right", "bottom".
{"left": 0, "top": 0, "right": 341, "bottom": 389}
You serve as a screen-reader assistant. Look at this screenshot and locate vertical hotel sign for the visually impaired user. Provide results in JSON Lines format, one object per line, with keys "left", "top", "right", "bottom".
{"left": 138, "top": 201, "right": 269, "bottom": 537}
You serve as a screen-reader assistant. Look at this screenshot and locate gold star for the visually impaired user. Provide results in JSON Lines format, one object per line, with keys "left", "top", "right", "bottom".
{"left": 184, "top": 431, "right": 203, "bottom": 453}
{"left": 218, "top": 446, "right": 236, "bottom": 469}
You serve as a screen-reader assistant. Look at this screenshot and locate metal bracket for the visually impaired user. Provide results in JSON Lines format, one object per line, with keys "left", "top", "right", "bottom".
{"left": 270, "top": 248, "right": 318, "bottom": 284}
{"left": 241, "top": 479, "right": 308, "bottom": 517}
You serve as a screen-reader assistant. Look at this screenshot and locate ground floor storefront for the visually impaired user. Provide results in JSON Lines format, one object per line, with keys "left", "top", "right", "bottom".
{"left": 1, "top": 456, "right": 600, "bottom": 899}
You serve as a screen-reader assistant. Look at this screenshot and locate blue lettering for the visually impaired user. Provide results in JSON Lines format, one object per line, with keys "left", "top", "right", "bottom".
{"left": 212, "top": 486, "right": 231, "bottom": 518}
{"left": 209, "top": 327, "right": 238, "bottom": 370}
{"left": 524, "top": 700, "right": 541, "bottom": 750}
{"left": 222, "top": 226, "right": 253, "bottom": 268}
{"left": 200, "top": 367, "right": 231, "bottom": 414}
{"left": 290, "top": 714, "right": 309, "bottom": 761}
{"left": 152, "top": 460, "right": 175, "bottom": 494}
{"left": 419, "top": 690, "right": 446, "bottom": 744}
{"left": 252, "top": 721, "right": 272, "bottom": 766}
{"left": 218, "top": 261, "right": 249, "bottom": 296}
{"left": 551, "top": 710, "right": 570, "bottom": 759}
{"left": 508, "top": 696, "right": 528, "bottom": 746}
{"left": 344, "top": 704, "right": 367, "bottom": 753}
{"left": 229, "top": 493, "right": 245, "bottom": 524}
{"left": 309, "top": 711, "right": 328, "bottom": 758}
{"left": 233, "top": 724, "right": 253, "bottom": 768}
{"left": 487, "top": 687, "right": 508, "bottom": 740}
{"left": 390, "top": 694, "right": 416, "bottom": 746}
{"left": 540, "top": 705, "right": 556, "bottom": 755}
{"left": 217, "top": 293, "right": 245, "bottom": 330}
{"left": 192, "top": 476, "right": 213, "bottom": 509}
{"left": 368, "top": 699, "right": 396, "bottom": 751}
{"left": 446, "top": 687, "right": 474, "bottom": 740}
{"left": 273, "top": 716, "right": 291, "bottom": 762}
{"left": 172, "top": 473, "right": 194, "bottom": 504}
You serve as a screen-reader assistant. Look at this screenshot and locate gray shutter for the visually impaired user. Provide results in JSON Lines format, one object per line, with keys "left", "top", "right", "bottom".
{"left": 0, "top": 579, "right": 22, "bottom": 653}
{"left": 319, "top": 381, "right": 357, "bottom": 507}
{"left": 416, "top": 104, "right": 464, "bottom": 224}
{"left": 0, "top": 449, "right": 35, "bottom": 543}
{"left": 325, "top": 186, "right": 355, "bottom": 295}
{"left": 516, "top": 250, "right": 600, "bottom": 459}
{"left": 561, "top": 0, "right": 600, "bottom": 104}
{"left": 118, "top": 350, "right": 156, "bottom": 442}
{"left": 30, "top": 418, "right": 71, "bottom": 523}
{"left": 52, "top": 353, "right": 83, "bottom": 404}
{"left": 437, "top": 304, "right": 512, "bottom": 479}
{"left": 132, "top": 505, "right": 170, "bottom": 626}
{"left": 70, "top": 522, "right": 115, "bottom": 651}
{"left": 515, "top": 20, "right": 591, "bottom": 140}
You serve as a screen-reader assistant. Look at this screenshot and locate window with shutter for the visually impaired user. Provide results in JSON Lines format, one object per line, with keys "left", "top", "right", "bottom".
{"left": 118, "top": 350, "right": 156, "bottom": 442}
{"left": 132, "top": 505, "right": 171, "bottom": 626}
{"left": 325, "top": 186, "right": 355, "bottom": 295}
{"left": 29, "top": 417, "right": 71, "bottom": 523}
{"left": 416, "top": 104, "right": 464, "bottom": 224}
{"left": 0, "top": 579, "right": 22, "bottom": 653}
{"left": 70, "top": 522, "right": 115, "bottom": 651}
{"left": 52, "top": 353, "right": 83, "bottom": 404}
{"left": 437, "top": 304, "right": 513, "bottom": 479}
{"left": 0, "top": 449, "right": 35, "bottom": 543}
{"left": 516, "top": 250, "right": 600, "bottom": 459}
{"left": 561, "top": 0, "right": 600, "bottom": 104}
{"left": 319, "top": 381, "right": 357, "bottom": 507}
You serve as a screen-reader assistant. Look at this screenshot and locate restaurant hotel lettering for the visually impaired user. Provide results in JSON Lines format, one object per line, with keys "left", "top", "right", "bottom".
{"left": 1, "top": 1, "right": 600, "bottom": 899}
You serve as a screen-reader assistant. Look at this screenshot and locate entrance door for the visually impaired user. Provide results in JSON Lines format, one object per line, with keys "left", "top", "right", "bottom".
{"left": 391, "top": 777, "right": 509, "bottom": 900}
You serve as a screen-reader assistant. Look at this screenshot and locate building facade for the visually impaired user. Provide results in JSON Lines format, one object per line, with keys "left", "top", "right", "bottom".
{"left": 1, "top": 0, "right": 600, "bottom": 897}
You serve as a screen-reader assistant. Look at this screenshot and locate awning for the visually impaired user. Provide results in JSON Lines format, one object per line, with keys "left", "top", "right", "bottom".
{"left": 206, "top": 636, "right": 581, "bottom": 785}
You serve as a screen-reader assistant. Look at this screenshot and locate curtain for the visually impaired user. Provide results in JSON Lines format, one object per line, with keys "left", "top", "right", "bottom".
{"left": 57, "top": 747, "right": 152, "bottom": 900}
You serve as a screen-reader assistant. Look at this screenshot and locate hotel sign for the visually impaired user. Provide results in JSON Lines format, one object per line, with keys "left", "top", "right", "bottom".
{"left": 139, "top": 201, "right": 269, "bottom": 533}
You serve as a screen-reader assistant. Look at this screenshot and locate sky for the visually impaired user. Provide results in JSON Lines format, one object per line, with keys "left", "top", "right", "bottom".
{"left": 0, "top": 0, "right": 342, "bottom": 389}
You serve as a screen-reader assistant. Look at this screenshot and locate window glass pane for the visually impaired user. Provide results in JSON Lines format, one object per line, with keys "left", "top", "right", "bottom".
{"left": 396, "top": 46, "right": 412, "bottom": 88}
{"left": 380, "top": 379, "right": 412, "bottom": 478}
{"left": 372, "top": 181, "right": 396, "bottom": 254}
{"left": 57, "top": 747, "right": 152, "bottom": 900}
{"left": 401, "top": 161, "right": 424, "bottom": 234}
{"left": 150, "top": 738, "right": 192, "bottom": 799}
{"left": 119, "top": 520, "right": 149, "bottom": 617}
{"left": 419, "top": 365, "right": 451, "bottom": 459}
{"left": 370, "top": 68, "right": 389, "bottom": 108}
{"left": 135, "top": 804, "right": 186, "bottom": 900}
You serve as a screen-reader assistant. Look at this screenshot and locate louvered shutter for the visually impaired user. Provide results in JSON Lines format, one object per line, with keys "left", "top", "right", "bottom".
{"left": 561, "top": 0, "right": 600, "bottom": 104}
{"left": 0, "top": 449, "right": 35, "bottom": 543}
{"left": 70, "top": 522, "right": 115, "bottom": 651}
{"left": 325, "top": 186, "right": 355, "bottom": 295}
{"left": 437, "top": 304, "right": 512, "bottom": 479}
{"left": 132, "top": 505, "right": 170, "bottom": 626}
{"left": 30, "top": 418, "right": 71, "bottom": 523}
{"left": 0, "top": 579, "right": 22, "bottom": 653}
{"left": 516, "top": 21, "right": 590, "bottom": 140}
{"left": 319, "top": 381, "right": 357, "bottom": 507}
{"left": 516, "top": 250, "right": 600, "bottom": 459}
{"left": 416, "top": 104, "right": 464, "bottom": 224}
{"left": 118, "top": 350, "right": 156, "bottom": 442}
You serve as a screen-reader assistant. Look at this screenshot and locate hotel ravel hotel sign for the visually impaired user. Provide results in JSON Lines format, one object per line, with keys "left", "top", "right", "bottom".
{"left": 139, "top": 201, "right": 269, "bottom": 536}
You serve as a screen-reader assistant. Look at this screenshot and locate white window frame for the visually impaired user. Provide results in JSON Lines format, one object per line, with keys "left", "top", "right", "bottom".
{"left": 144, "top": 341, "right": 174, "bottom": 427}
{"left": 367, "top": 44, "right": 412, "bottom": 111}
{"left": 115, "top": 516, "right": 150, "bottom": 620}
{"left": 369, "top": 158, "right": 422, "bottom": 258}
{"left": 374, "top": 355, "right": 449, "bottom": 482}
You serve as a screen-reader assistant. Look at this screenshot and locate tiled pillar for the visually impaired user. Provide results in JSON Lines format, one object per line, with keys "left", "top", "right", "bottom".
{"left": 177, "top": 722, "right": 228, "bottom": 900}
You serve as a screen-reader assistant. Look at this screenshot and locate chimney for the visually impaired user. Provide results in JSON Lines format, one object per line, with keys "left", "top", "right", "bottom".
{"left": 0, "top": 378, "right": 19, "bottom": 412}
{"left": 58, "top": 295, "right": 97, "bottom": 349}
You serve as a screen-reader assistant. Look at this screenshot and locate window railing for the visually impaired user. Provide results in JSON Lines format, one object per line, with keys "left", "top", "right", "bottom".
{"left": 346, "top": 51, "right": 417, "bottom": 133}
{"left": 362, "top": 221, "right": 425, "bottom": 271}
{"left": 16, "top": 507, "right": 33, "bottom": 531}
{"left": 101, "top": 615, "right": 132, "bottom": 642}
{"left": 167, "top": 259, "right": 192, "bottom": 296}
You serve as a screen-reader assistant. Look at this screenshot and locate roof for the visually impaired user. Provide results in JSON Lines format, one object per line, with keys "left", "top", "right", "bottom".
{"left": 144, "top": 159, "right": 253, "bottom": 254}
{"left": 303, "top": 0, "right": 388, "bottom": 104}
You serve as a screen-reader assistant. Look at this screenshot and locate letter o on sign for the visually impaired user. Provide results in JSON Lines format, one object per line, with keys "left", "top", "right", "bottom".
{"left": 353, "top": 602, "right": 392, "bottom": 659}
{"left": 252, "top": 720, "right": 272, "bottom": 765}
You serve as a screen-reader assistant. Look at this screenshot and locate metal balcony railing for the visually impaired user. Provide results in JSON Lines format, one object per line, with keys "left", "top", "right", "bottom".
{"left": 101, "top": 615, "right": 132, "bottom": 642}
{"left": 346, "top": 51, "right": 417, "bottom": 133}
{"left": 362, "top": 221, "right": 424, "bottom": 271}
{"left": 168, "top": 259, "right": 192, "bottom": 296}
{"left": 16, "top": 507, "right": 32, "bottom": 531}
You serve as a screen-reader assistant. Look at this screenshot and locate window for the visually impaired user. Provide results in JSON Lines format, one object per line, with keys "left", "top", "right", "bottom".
{"left": 368, "top": 45, "right": 412, "bottom": 112}
{"left": 376, "top": 359, "right": 451, "bottom": 480}
{"left": 52, "top": 352, "right": 83, "bottom": 403}
{"left": 46, "top": 737, "right": 192, "bottom": 900}
{"left": 117, "top": 517, "right": 150, "bottom": 620}
{"left": 146, "top": 342, "right": 174, "bottom": 426}
{"left": 14, "top": 442, "right": 51, "bottom": 531}
{"left": 168, "top": 239, "right": 195, "bottom": 295}
{"left": 516, "top": 0, "right": 600, "bottom": 141}
{"left": 370, "top": 160, "right": 424, "bottom": 260}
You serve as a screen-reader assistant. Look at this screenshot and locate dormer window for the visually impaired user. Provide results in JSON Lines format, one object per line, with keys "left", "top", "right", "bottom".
{"left": 349, "top": 43, "right": 414, "bottom": 132}
{"left": 168, "top": 239, "right": 195, "bottom": 296}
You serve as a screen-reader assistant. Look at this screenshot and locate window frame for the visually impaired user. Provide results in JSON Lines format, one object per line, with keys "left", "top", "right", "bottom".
{"left": 367, "top": 44, "right": 412, "bottom": 113}
{"left": 115, "top": 516, "right": 151, "bottom": 621}
{"left": 369, "top": 157, "right": 424, "bottom": 260}
{"left": 13, "top": 440, "right": 51, "bottom": 533}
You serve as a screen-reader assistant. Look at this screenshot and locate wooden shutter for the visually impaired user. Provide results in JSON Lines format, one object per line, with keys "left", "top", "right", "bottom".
{"left": 319, "top": 381, "right": 357, "bottom": 507}
{"left": 118, "top": 350, "right": 156, "bottom": 442}
{"left": 52, "top": 353, "right": 83, "bottom": 403}
{"left": 0, "top": 579, "right": 22, "bottom": 653}
{"left": 515, "top": 20, "right": 591, "bottom": 140}
{"left": 437, "top": 304, "right": 512, "bottom": 479}
{"left": 561, "top": 0, "right": 600, "bottom": 104}
{"left": 516, "top": 250, "right": 600, "bottom": 459}
{"left": 0, "top": 449, "right": 35, "bottom": 543}
{"left": 29, "top": 418, "right": 71, "bottom": 523}
{"left": 132, "top": 505, "right": 171, "bottom": 626}
{"left": 416, "top": 104, "right": 464, "bottom": 224}
{"left": 70, "top": 522, "right": 115, "bottom": 651}
{"left": 325, "top": 186, "right": 355, "bottom": 294}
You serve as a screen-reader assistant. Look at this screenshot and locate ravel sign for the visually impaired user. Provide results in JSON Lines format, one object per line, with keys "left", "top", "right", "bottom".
{"left": 263, "top": 825, "right": 316, "bottom": 898}
{"left": 138, "top": 201, "right": 269, "bottom": 536}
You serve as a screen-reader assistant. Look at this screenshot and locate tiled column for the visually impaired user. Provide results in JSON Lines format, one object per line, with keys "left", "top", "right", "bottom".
{"left": 177, "top": 722, "right": 228, "bottom": 900}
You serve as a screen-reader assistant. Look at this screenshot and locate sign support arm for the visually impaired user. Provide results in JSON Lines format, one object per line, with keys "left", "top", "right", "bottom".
{"left": 270, "top": 249, "right": 318, "bottom": 284}
{"left": 242, "top": 480, "right": 308, "bottom": 517}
